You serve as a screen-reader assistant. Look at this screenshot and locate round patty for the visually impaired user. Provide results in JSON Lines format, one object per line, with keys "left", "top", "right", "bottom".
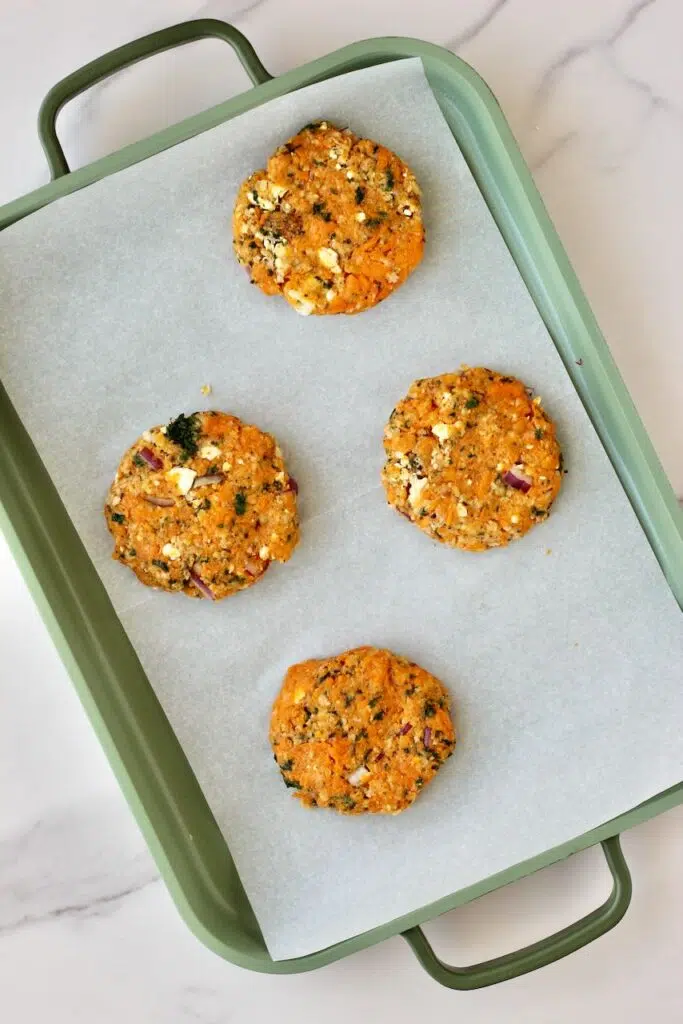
{"left": 233, "top": 121, "right": 425, "bottom": 315}
{"left": 105, "top": 411, "right": 299, "bottom": 599}
{"left": 270, "top": 647, "right": 455, "bottom": 815}
{"left": 382, "top": 367, "right": 563, "bottom": 551}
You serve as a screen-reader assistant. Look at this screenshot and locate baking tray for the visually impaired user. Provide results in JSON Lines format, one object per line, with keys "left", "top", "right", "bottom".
{"left": 1, "top": 19, "right": 682, "bottom": 988}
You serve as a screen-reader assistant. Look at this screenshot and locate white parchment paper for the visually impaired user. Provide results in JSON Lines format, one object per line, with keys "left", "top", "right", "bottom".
{"left": 1, "top": 60, "right": 682, "bottom": 960}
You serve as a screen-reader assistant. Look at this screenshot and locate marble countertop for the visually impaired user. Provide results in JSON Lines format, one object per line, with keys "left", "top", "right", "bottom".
{"left": 1, "top": 1, "right": 682, "bottom": 1020}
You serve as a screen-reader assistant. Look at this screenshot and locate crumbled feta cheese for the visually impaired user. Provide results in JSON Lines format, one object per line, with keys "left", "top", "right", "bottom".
{"left": 348, "top": 765, "right": 371, "bottom": 787}
{"left": 248, "top": 190, "right": 275, "bottom": 211}
{"left": 259, "top": 546, "right": 270, "bottom": 560}
{"left": 142, "top": 430, "right": 153, "bottom": 442}
{"left": 355, "top": 211, "right": 366, "bottom": 222}
{"left": 318, "top": 247, "right": 341, "bottom": 273}
{"left": 294, "top": 688, "right": 306, "bottom": 704}
{"left": 346, "top": 170, "right": 355, "bottom": 180}
{"left": 510, "top": 515, "right": 519, "bottom": 524}
{"left": 166, "top": 467, "right": 197, "bottom": 495}
{"left": 431, "top": 423, "right": 452, "bottom": 442}
{"left": 326, "top": 289, "right": 335, "bottom": 301}
{"left": 161, "top": 543, "right": 181, "bottom": 560}
{"left": 408, "top": 476, "right": 428, "bottom": 507}
{"left": 199, "top": 444, "right": 221, "bottom": 460}
{"left": 270, "top": 183, "right": 288, "bottom": 198}
{"left": 111, "top": 495, "right": 121, "bottom": 506}
{"left": 386, "top": 270, "right": 399, "bottom": 283}
{"left": 457, "top": 503, "right": 468, "bottom": 518}
{"left": 287, "top": 289, "right": 315, "bottom": 316}
{"left": 328, "top": 149, "right": 338, "bottom": 160}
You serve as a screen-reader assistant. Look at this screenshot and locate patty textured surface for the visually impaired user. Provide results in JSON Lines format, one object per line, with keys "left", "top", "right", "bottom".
{"left": 233, "top": 121, "right": 425, "bottom": 315}
{"left": 270, "top": 647, "right": 455, "bottom": 815}
{"left": 382, "top": 367, "right": 562, "bottom": 551}
{"left": 105, "top": 411, "right": 299, "bottom": 599}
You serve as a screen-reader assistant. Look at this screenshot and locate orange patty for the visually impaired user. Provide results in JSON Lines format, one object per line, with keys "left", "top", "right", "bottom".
{"left": 233, "top": 121, "right": 425, "bottom": 315}
{"left": 105, "top": 411, "right": 299, "bottom": 599}
{"left": 270, "top": 647, "right": 455, "bottom": 814}
{"left": 382, "top": 367, "right": 563, "bottom": 551}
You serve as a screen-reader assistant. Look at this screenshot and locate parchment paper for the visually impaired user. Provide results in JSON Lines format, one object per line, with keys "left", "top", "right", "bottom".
{"left": 1, "top": 60, "right": 682, "bottom": 960}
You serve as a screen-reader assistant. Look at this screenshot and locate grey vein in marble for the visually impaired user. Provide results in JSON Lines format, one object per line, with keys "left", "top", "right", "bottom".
{"left": 0, "top": 802, "right": 159, "bottom": 938}
{"left": 446, "top": 0, "right": 510, "bottom": 50}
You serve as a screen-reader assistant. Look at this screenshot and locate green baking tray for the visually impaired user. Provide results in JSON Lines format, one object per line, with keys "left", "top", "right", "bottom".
{"left": 1, "top": 19, "right": 682, "bottom": 989}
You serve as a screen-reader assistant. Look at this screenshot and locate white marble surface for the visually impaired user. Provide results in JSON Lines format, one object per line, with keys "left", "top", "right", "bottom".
{"left": 1, "top": 0, "right": 682, "bottom": 1019}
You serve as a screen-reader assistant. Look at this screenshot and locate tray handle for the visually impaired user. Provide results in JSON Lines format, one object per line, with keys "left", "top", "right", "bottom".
{"left": 38, "top": 18, "right": 272, "bottom": 179}
{"left": 402, "top": 835, "right": 631, "bottom": 989}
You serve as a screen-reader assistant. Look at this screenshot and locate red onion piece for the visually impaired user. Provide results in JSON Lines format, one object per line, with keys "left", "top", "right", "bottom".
{"left": 193, "top": 474, "right": 224, "bottom": 487}
{"left": 189, "top": 569, "right": 215, "bottom": 600}
{"left": 502, "top": 466, "right": 533, "bottom": 494}
{"left": 423, "top": 726, "right": 432, "bottom": 749}
{"left": 288, "top": 477, "right": 299, "bottom": 494}
{"left": 138, "top": 447, "right": 163, "bottom": 470}
{"left": 399, "top": 722, "right": 413, "bottom": 735}
{"left": 375, "top": 751, "right": 385, "bottom": 763}
{"left": 244, "top": 556, "right": 270, "bottom": 578}
{"left": 144, "top": 495, "right": 174, "bottom": 508}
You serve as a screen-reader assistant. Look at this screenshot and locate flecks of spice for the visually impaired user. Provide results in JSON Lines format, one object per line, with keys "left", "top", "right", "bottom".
{"left": 576, "top": 358, "right": 584, "bottom": 366}
{"left": 312, "top": 201, "right": 332, "bottom": 221}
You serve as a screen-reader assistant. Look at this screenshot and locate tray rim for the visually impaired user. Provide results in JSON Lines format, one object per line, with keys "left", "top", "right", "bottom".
{"left": 1, "top": 33, "right": 682, "bottom": 973}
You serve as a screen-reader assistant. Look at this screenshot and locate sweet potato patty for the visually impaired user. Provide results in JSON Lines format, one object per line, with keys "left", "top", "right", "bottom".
{"left": 270, "top": 647, "right": 455, "bottom": 814}
{"left": 382, "top": 367, "right": 562, "bottom": 551}
{"left": 105, "top": 411, "right": 299, "bottom": 599}
{"left": 233, "top": 121, "right": 425, "bottom": 315}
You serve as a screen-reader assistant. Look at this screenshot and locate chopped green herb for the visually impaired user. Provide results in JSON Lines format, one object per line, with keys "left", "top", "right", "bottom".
{"left": 111, "top": 511, "right": 125, "bottom": 524}
{"left": 344, "top": 693, "right": 355, "bottom": 707}
{"left": 530, "top": 506, "right": 547, "bottom": 517}
{"left": 365, "top": 217, "right": 381, "bottom": 228}
{"left": 302, "top": 121, "right": 323, "bottom": 132}
{"left": 405, "top": 684, "right": 417, "bottom": 696}
{"left": 234, "top": 492, "right": 247, "bottom": 516}
{"left": 372, "top": 709, "right": 385, "bottom": 721}
{"left": 423, "top": 700, "right": 437, "bottom": 718}
{"left": 340, "top": 795, "right": 356, "bottom": 810}
{"left": 201, "top": 498, "right": 211, "bottom": 511}
{"left": 133, "top": 453, "right": 146, "bottom": 467}
{"left": 356, "top": 728, "right": 368, "bottom": 741}
{"left": 416, "top": 777, "right": 424, "bottom": 788}
{"left": 465, "top": 396, "right": 480, "bottom": 409}
{"left": 368, "top": 696, "right": 381, "bottom": 708}
{"left": 355, "top": 185, "right": 365, "bottom": 204}
{"left": 129, "top": 549, "right": 136, "bottom": 557}
{"left": 385, "top": 168, "right": 395, "bottom": 191}
{"left": 166, "top": 413, "right": 199, "bottom": 457}
{"left": 284, "top": 778, "right": 302, "bottom": 789}
{"left": 535, "top": 428, "right": 544, "bottom": 440}
{"left": 152, "top": 559, "right": 169, "bottom": 571}
{"left": 280, "top": 758, "right": 294, "bottom": 772}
